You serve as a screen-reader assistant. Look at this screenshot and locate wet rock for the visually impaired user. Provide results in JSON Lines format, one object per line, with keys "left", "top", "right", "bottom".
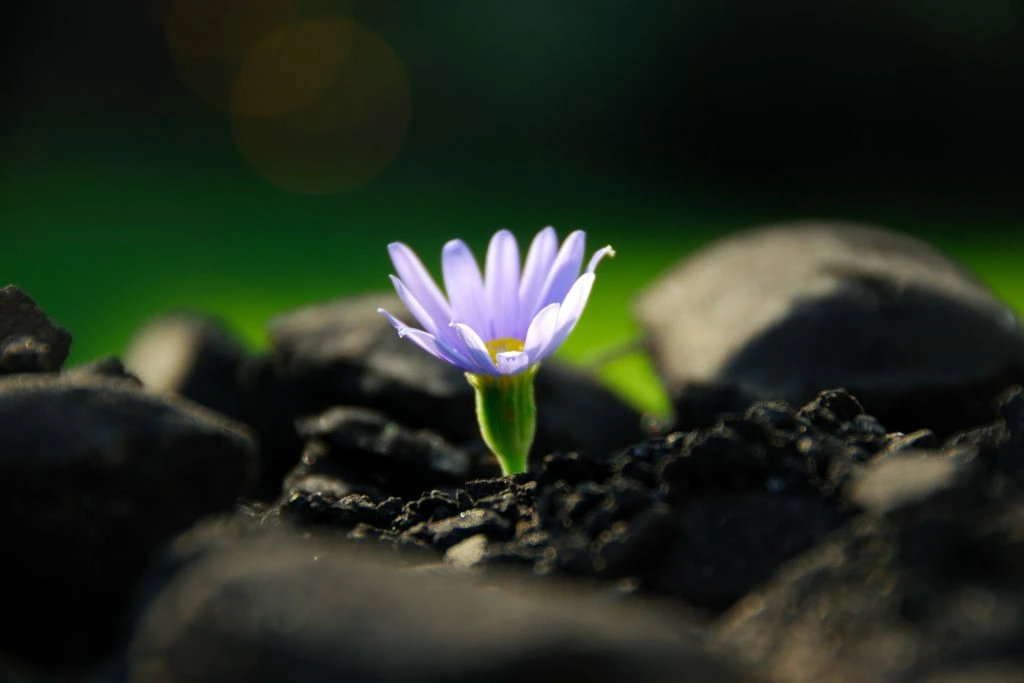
{"left": 124, "top": 312, "right": 248, "bottom": 420}
{"left": 129, "top": 532, "right": 742, "bottom": 683}
{"left": 712, "top": 433, "right": 1024, "bottom": 683}
{"left": 636, "top": 221, "right": 1024, "bottom": 435}
{"left": 0, "top": 285, "right": 72, "bottom": 373}
{"left": 267, "top": 293, "right": 642, "bottom": 461}
{"left": 0, "top": 374, "right": 258, "bottom": 666}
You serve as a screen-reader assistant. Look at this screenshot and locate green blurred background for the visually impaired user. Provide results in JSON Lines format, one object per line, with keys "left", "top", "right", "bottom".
{"left": 2, "top": 1, "right": 1023, "bottom": 415}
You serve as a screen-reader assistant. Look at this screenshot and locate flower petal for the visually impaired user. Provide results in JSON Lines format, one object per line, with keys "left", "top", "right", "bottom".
{"left": 517, "top": 227, "right": 558, "bottom": 333}
{"left": 451, "top": 322, "right": 499, "bottom": 375}
{"left": 388, "top": 242, "right": 452, "bottom": 331}
{"left": 586, "top": 245, "right": 616, "bottom": 274}
{"left": 441, "top": 239, "right": 488, "bottom": 332}
{"left": 389, "top": 275, "right": 439, "bottom": 336}
{"left": 523, "top": 302, "right": 560, "bottom": 363}
{"left": 533, "top": 230, "right": 585, "bottom": 316}
{"left": 379, "top": 308, "right": 464, "bottom": 366}
{"left": 541, "top": 273, "right": 596, "bottom": 358}
{"left": 484, "top": 229, "right": 520, "bottom": 340}
{"left": 496, "top": 350, "right": 531, "bottom": 375}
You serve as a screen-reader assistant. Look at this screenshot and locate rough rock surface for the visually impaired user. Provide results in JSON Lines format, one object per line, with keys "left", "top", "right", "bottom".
{"left": 280, "top": 389, "right": 880, "bottom": 609}
{"left": 129, "top": 529, "right": 743, "bottom": 683}
{"left": 0, "top": 285, "right": 72, "bottom": 373}
{"left": 711, "top": 388, "right": 1024, "bottom": 683}
{"left": 0, "top": 373, "right": 258, "bottom": 666}
{"left": 635, "top": 221, "right": 1024, "bottom": 435}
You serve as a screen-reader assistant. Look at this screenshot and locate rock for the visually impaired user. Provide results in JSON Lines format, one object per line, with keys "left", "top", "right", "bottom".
{"left": 712, "top": 428, "right": 1024, "bottom": 683}
{"left": 68, "top": 355, "right": 143, "bottom": 385}
{"left": 0, "top": 285, "right": 72, "bottom": 373}
{"left": 285, "top": 406, "right": 477, "bottom": 500}
{"left": 277, "top": 389, "right": 886, "bottom": 611}
{"left": 636, "top": 221, "right": 1024, "bottom": 435}
{"left": 129, "top": 531, "right": 742, "bottom": 683}
{"left": 267, "top": 293, "right": 642, "bottom": 463}
{"left": 0, "top": 374, "right": 258, "bottom": 666}
{"left": 123, "top": 313, "right": 248, "bottom": 420}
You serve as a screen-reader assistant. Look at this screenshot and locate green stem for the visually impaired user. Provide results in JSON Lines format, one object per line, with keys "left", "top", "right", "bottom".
{"left": 466, "top": 367, "right": 538, "bottom": 475}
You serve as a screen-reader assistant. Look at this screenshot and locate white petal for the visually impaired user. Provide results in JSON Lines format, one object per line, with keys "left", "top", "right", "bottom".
{"left": 517, "top": 227, "right": 558, "bottom": 332}
{"left": 451, "top": 322, "right": 499, "bottom": 375}
{"left": 496, "top": 350, "right": 531, "bottom": 375}
{"left": 441, "top": 239, "right": 488, "bottom": 333}
{"left": 484, "top": 229, "right": 521, "bottom": 340}
{"left": 523, "top": 302, "right": 560, "bottom": 363}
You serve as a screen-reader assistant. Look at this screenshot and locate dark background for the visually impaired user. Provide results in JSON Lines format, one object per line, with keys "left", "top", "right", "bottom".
{"left": 3, "top": 0, "right": 1023, "bottom": 411}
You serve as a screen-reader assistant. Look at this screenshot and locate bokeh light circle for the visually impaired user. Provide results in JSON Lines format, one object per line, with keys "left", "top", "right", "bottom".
{"left": 230, "top": 19, "right": 411, "bottom": 194}
{"left": 163, "top": 0, "right": 351, "bottom": 112}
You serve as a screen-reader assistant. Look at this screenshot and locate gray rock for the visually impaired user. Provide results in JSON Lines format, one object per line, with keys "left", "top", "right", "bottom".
{"left": 712, "top": 438, "right": 1024, "bottom": 683}
{"left": 635, "top": 221, "right": 1024, "bottom": 434}
{"left": 0, "top": 285, "right": 72, "bottom": 373}
{"left": 268, "top": 293, "right": 643, "bottom": 462}
{"left": 0, "top": 374, "right": 258, "bottom": 665}
{"left": 129, "top": 532, "right": 742, "bottom": 683}
{"left": 123, "top": 313, "right": 248, "bottom": 420}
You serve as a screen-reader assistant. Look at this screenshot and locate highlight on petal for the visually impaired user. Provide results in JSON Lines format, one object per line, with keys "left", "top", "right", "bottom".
{"left": 586, "top": 245, "right": 616, "bottom": 274}
{"left": 496, "top": 350, "right": 531, "bottom": 375}
{"left": 451, "top": 322, "right": 499, "bottom": 375}
{"left": 484, "top": 229, "right": 520, "bottom": 340}
{"left": 540, "top": 272, "right": 596, "bottom": 358}
{"left": 523, "top": 302, "right": 560, "bottom": 364}
{"left": 533, "top": 230, "right": 585, "bottom": 316}
{"left": 517, "top": 226, "right": 558, "bottom": 332}
{"left": 388, "top": 242, "right": 452, "bottom": 330}
{"left": 441, "top": 239, "right": 488, "bottom": 332}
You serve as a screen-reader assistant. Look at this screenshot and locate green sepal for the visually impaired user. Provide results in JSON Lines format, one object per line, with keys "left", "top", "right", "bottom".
{"left": 466, "top": 366, "right": 538, "bottom": 476}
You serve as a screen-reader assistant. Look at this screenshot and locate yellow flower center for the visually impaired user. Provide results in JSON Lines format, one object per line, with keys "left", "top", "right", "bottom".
{"left": 484, "top": 337, "right": 524, "bottom": 362}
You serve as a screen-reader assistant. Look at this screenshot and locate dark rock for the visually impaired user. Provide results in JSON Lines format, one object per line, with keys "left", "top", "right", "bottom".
{"left": 636, "top": 221, "right": 1024, "bottom": 435}
{"left": 309, "top": 389, "right": 880, "bottom": 610}
{"left": 286, "top": 406, "right": 475, "bottom": 500}
{"left": 428, "top": 508, "right": 513, "bottom": 550}
{"left": 68, "top": 355, "right": 143, "bottom": 385}
{"left": 123, "top": 312, "right": 248, "bottom": 420}
{"left": 235, "top": 353, "right": 305, "bottom": 499}
{"left": 0, "top": 285, "right": 72, "bottom": 373}
{"left": 129, "top": 532, "right": 741, "bottom": 683}
{"left": 0, "top": 374, "right": 258, "bottom": 666}
{"left": 712, "top": 434, "right": 1024, "bottom": 683}
{"left": 267, "top": 293, "right": 642, "bottom": 461}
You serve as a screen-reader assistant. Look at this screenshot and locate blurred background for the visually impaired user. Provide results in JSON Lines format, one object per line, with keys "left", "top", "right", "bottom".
{"left": 2, "top": 0, "right": 1023, "bottom": 415}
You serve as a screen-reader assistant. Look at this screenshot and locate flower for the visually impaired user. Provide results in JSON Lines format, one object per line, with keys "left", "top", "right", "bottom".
{"left": 378, "top": 227, "right": 614, "bottom": 375}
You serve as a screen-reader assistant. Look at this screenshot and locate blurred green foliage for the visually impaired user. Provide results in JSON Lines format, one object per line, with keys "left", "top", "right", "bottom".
{"left": 3, "top": 1, "right": 1023, "bottom": 416}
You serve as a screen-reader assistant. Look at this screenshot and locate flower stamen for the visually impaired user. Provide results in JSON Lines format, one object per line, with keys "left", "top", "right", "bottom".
{"left": 484, "top": 337, "right": 524, "bottom": 363}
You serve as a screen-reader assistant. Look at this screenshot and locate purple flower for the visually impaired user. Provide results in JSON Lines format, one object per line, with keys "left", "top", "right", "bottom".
{"left": 379, "top": 227, "right": 614, "bottom": 376}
